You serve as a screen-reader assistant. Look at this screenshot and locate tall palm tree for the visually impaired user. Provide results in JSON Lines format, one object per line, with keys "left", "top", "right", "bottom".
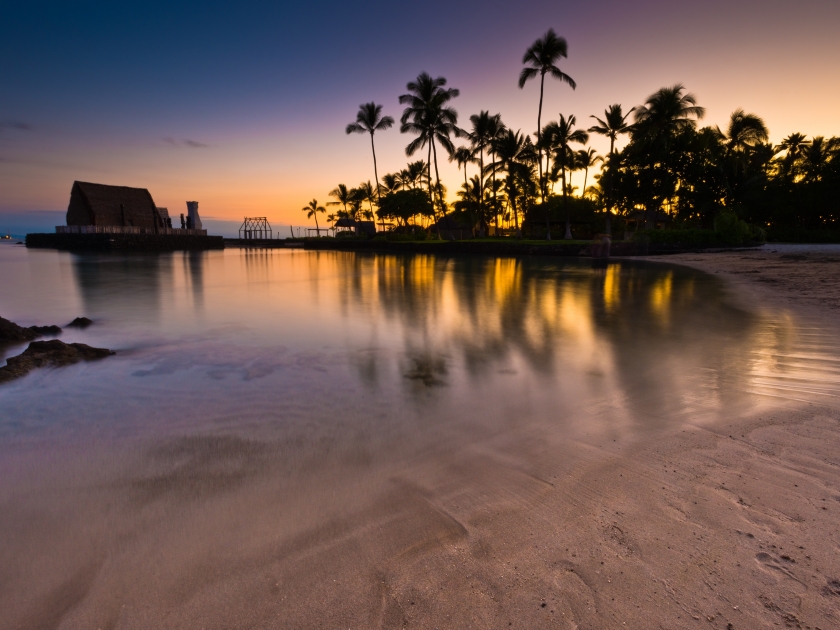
{"left": 588, "top": 104, "right": 634, "bottom": 234}
{"left": 463, "top": 111, "right": 503, "bottom": 231}
{"left": 399, "top": 72, "right": 460, "bottom": 232}
{"left": 302, "top": 199, "right": 326, "bottom": 235}
{"left": 485, "top": 114, "right": 507, "bottom": 231}
{"left": 549, "top": 114, "right": 588, "bottom": 239}
{"left": 327, "top": 213, "right": 336, "bottom": 235}
{"left": 346, "top": 102, "right": 394, "bottom": 202}
{"left": 327, "top": 184, "right": 352, "bottom": 215}
{"left": 518, "top": 28, "right": 576, "bottom": 212}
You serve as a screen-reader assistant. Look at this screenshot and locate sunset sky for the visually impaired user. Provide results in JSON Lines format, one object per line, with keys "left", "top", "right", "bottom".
{"left": 2, "top": 0, "right": 839, "bottom": 233}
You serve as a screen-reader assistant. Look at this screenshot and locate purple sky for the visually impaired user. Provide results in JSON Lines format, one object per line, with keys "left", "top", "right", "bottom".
{"left": 1, "top": 0, "right": 838, "bottom": 229}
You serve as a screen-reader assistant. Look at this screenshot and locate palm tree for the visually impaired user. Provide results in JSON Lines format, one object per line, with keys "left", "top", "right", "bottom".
{"left": 576, "top": 148, "right": 601, "bottom": 200}
{"left": 327, "top": 213, "right": 336, "bottom": 235}
{"left": 463, "top": 111, "right": 503, "bottom": 232}
{"left": 548, "top": 114, "right": 588, "bottom": 239}
{"left": 588, "top": 104, "right": 635, "bottom": 234}
{"left": 327, "top": 184, "right": 353, "bottom": 215}
{"left": 357, "top": 181, "right": 376, "bottom": 214}
{"left": 633, "top": 84, "right": 705, "bottom": 139}
{"left": 399, "top": 72, "right": 461, "bottom": 232}
{"left": 381, "top": 173, "right": 400, "bottom": 194}
{"left": 721, "top": 109, "right": 768, "bottom": 154}
{"left": 302, "top": 199, "right": 326, "bottom": 235}
{"left": 776, "top": 132, "right": 810, "bottom": 179}
{"left": 488, "top": 129, "right": 536, "bottom": 235}
{"left": 518, "top": 28, "right": 576, "bottom": 211}
{"left": 633, "top": 84, "right": 705, "bottom": 227}
{"left": 405, "top": 160, "right": 427, "bottom": 189}
{"left": 588, "top": 104, "right": 635, "bottom": 155}
{"left": 345, "top": 102, "right": 394, "bottom": 201}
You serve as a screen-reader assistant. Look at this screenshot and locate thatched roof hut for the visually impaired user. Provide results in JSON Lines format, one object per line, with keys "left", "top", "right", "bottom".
{"left": 66, "top": 181, "right": 163, "bottom": 228}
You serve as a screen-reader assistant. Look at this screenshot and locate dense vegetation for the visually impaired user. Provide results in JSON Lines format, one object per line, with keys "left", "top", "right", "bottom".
{"left": 305, "top": 29, "right": 839, "bottom": 244}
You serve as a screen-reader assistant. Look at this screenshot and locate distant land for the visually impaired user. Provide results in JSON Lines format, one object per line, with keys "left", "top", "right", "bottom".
{"left": 0, "top": 211, "right": 307, "bottom": 239}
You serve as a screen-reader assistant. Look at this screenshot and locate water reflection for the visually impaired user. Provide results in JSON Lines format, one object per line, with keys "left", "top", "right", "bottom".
{"left": 326, "top": 253, "right": 785, "bottom": 425}
{"left": 71, "top": 253, "right": 174, "bottom": 323}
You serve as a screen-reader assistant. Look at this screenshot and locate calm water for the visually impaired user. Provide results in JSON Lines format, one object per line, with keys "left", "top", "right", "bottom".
{"left": 2, "top": 245, "right": 837, "bottom": 442}
{"left": 2, "top": 244, "right": 839, "bottom": 627}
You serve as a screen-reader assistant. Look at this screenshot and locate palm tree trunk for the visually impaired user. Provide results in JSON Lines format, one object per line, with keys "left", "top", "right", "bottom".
{"left": 538, "top": 72, "right": 550, "bottom": 240}
{"left": 432, "top": 141, "right": 444, "bottom": 239}
{"left": 427, "top": 142, "right": 438, "bottom": 236}
{"left": 370, "top": 132, "right": 380, "bottom": 201}
{"left": 479, "top": 148, "right": 485, "bottom": 236}
{"left": 606, "top": 137, "right": 615, "bottom": 235}
{"left": 563, "top": 163, "right": 572, "bottom": 240}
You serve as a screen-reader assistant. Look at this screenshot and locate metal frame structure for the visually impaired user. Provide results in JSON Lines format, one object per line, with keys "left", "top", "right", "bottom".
{"left": 239, "top": 217, "right": 272, "bottom": 240}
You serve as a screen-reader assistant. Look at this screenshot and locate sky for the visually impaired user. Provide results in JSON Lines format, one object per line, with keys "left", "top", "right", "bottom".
{"left": 2, "top": 0, "right": 839, "bottom": 233}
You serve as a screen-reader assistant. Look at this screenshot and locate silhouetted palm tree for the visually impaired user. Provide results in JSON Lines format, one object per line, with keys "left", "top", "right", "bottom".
{"left": 549, "top": 114, "right": 588, "bottom": 239}
{"left": 381, "top": 173, "right": 400, "bottom": 194}
{"left": 488, "top": 129, "right": 536, "bottom": 235}
{"left": 777, "top": 132, "right": 810, "bottom": 179}
{"left": 450, "top": 146, "right": 476, "bottom": 233}
{"left": 346, "top": 102, "right": 394, "bottom": 201}
{"left": 633, "top": 84, "right": 705, "bottom": 140}
{"left": 400, "top": 72, "right": 460, "bottom": 231}
{"left": 302, "top": 199, "right": 326, "bottom": 235}
{"left": 518, "top": 28, "right": 576, "bottom": 210}
{"left": 577, "top": 148, "right": 601, "bottom": 199}
{"left": 633, "top": 85, "right": 705, "bottom": 227}
{"left": 356, "top": 181, "right": 376, "bottom": 215}
{"left": 721, "top": 109, "right": 769, "bottom": 154}
{"left": 588, "top": 104, "right": 635, "bottom": 155}
{"left": 588, "top": 104, "right": 634, "bottom": 234}
{"left": 327, "top": 184, "right": 352, "bottom": 215}
{"left": 463, "top": 111, "right": 503, "bottom": 230}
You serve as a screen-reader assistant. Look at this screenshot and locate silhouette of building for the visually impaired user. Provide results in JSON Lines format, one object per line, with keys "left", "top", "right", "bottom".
{"left": 66, "top": 181, "right": 166, "bottom": 229}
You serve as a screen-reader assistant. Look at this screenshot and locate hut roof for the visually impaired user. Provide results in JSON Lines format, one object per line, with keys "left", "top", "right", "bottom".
{"left": 334, "top": 218, "right": 357, "bottom": 227}
{"left": 66, "top": 181, "right": 160, "bottom": 228}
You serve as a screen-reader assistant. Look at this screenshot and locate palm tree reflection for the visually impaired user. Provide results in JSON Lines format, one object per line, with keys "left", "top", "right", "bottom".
{"left": 332, "top": 253, "right": 790, "bottom": 423}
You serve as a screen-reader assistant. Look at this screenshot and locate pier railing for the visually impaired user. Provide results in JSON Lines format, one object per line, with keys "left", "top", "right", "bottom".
{"left": 56, "top": 226, "right": 208, "bottom": 236}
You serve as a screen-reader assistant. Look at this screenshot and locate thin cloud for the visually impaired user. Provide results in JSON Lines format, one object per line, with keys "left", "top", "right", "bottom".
{"left": 0, "top": 122, "right": 33, "bottom": 132}
{"left": 163, "top": 137, "right": 210, "bottom": 149}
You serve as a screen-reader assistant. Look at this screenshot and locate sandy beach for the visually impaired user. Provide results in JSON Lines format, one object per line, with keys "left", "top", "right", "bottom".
{"left": 2, "top": 246, "right": 840, "bottom": 629}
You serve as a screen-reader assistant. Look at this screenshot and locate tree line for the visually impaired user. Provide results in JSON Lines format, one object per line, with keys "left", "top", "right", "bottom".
{"left": 303, "top": 29, "right": 840, "bottom": 242}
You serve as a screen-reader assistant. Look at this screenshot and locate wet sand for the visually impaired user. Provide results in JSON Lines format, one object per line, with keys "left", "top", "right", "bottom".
{"left": 3, "top": 248, "right": 840, "bottom": 629}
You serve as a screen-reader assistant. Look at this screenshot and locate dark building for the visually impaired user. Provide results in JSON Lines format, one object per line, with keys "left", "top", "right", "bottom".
{"left": 66, "top": 181, "right": 167, "bottom": 229}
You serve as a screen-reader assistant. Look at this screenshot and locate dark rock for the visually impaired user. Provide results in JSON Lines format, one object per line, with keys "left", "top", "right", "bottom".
{"left": 28, "top": 325, "right": 62, "bottom": 335}
{"left": 0, "top": 339, "right": 114, "bottom": 383}
{"left": 67, "top": 317, "right": 94, "bottom": 328}
{"left": 0, "top": 316, "right": 40, "bottom": 345}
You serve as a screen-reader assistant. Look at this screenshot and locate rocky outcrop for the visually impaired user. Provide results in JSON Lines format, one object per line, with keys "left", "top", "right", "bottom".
{"left": 0, "top": 317, "right": 40, "bottom": 344}
{"left": 1, "top": 316, "right": 63, "bottom": 344}
{"left": 67, "top": 317, "right": 93, "bottom": 328}
{"left": 0, "top": 340, "right": 114, "bottom": 383}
